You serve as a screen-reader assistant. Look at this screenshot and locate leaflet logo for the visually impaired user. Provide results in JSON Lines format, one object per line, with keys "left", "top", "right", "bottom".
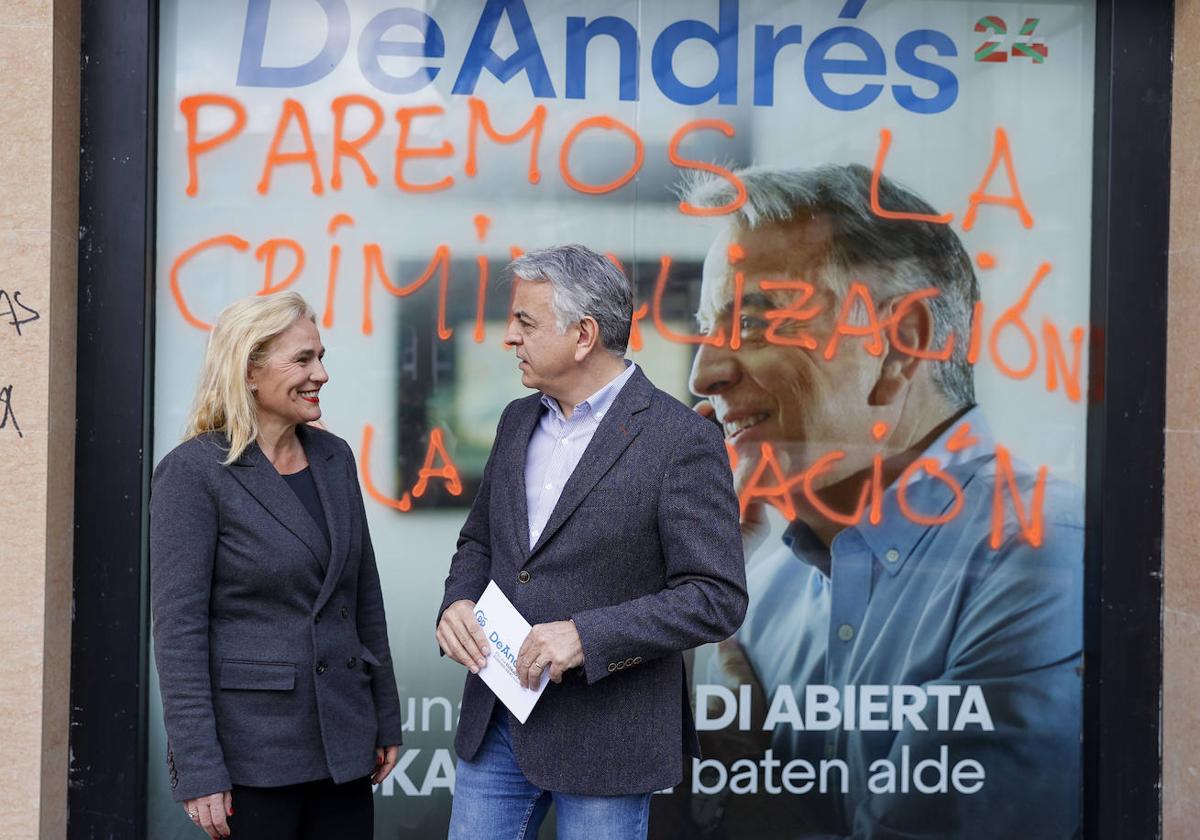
{"left": 474, "top": 609, "right": 487, "bottom": 628}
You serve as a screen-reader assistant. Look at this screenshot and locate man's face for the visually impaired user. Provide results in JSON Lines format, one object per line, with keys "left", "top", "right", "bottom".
{"left": 688, "top": 219, "right": 889, "bottom": 486}
{"left": 504, "top": 279, "right": 580, "bottom": 396}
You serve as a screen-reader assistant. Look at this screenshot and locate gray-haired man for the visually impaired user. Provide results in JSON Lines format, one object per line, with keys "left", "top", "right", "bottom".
{"left": 685, "top": 165, "right": 1083, "bottom": 838}
{"left": 437, "top": 245, "right": 747, "bottom": 839}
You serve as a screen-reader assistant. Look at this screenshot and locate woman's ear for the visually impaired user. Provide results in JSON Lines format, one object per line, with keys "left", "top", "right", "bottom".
{"left": 869, "top": 294, "right": 936, "bottom": 406}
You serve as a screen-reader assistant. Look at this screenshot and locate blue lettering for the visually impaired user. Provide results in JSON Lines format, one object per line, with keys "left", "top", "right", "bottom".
{"left": 804, "top": 25, "right": 886, "bottom": 111}
{"left": 452, "top": 0, "right": 556, "bottom": 98}
{"left": 752, "top": 23, "right": 803, "bottom": 107}
{"left": 892, "top": 29, "right": 958, "bottom": 114}
{"left": 357, "top": 8, "right": 444, "bottom": 95}
{"left": 237, "top": 0, "right": 349, "bottom": 88}
{"left": 651, "top": 0, "right": 739, "bottom": 106}
{"left": 565, "top": 16, "right": 640, "bottom": 101}
{"left": 489, "top": 630, "right": 501, "bottom": 644}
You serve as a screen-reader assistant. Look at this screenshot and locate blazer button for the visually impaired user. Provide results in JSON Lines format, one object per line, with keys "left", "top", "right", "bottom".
{"left": 340, "top": 606, "right": 349, "bottom": 619}
{"left": 347, "top": 657, "right": 357, "bottom": 669}
{"left": 625, "top": 658, "right": 635, "bottom": 667}
{"left": 518, "top": 570, "right": 531, "bottom": 583}
{"left": 171, "top": 777, "right": 178, "bottom": 789}
{"left": 315, "top": 662, "right": 328, "bottom": 675}
{"left": 633, "top": 657, "right": 642, "bottom": 665}
{"left": 608, "top": 662, "right": 617, "bottom": 672}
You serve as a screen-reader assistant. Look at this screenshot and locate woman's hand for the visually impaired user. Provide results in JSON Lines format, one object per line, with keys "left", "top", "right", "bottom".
{"left": 372, "top": 745, "right": 400, "bottom": 785}
{"left": 183, "top": 791, "right": 232, "bottom": 838}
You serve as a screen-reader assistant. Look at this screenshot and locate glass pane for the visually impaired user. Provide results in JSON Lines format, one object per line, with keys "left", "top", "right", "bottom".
{"left": 151, "top": 2, "right": 1093, "bottom": 837}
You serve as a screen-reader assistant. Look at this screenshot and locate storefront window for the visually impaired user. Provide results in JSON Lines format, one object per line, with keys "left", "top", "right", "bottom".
{"left": 150, "top": 2, "right": 1094, "bottom": 836}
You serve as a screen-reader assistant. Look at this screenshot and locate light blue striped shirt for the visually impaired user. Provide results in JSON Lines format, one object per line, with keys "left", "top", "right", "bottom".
{"left": 524, "top": 361, "right": 638, "bottom": 549}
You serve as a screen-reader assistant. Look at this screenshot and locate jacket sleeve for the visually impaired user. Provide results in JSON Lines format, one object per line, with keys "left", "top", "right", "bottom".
{"left": 436, "top": 403, "right": 511, "bottom": 629}
{"left": 571, "top": 416, "right": 748, "bottom": 684}
{"left": 149, "top": 445, "right": 232, "bottom": 802}
{"left": 348, "top": 442, "right": 405, "bottom": 748}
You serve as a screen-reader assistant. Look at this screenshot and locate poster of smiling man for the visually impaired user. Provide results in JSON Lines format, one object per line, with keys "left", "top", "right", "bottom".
{"left": 150, "top": 1, "right": 1093, "bottom": 837}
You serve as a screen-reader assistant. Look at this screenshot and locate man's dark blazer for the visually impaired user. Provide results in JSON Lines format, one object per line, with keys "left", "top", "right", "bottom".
{"left": 150, "top": 424, "right": 403, "bottom": 802}
{"left": 439, "top": 367, "right": 748, "bottom": 795}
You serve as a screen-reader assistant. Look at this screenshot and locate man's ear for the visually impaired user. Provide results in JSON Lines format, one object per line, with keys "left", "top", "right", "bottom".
{"left": 574, "top": 316, "right": 601, "bottom": 361}
{"left": 869, "top": 294, "right": 935, "bottom": 406}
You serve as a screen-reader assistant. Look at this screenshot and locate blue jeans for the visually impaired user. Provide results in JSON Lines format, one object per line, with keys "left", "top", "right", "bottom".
{"left": 449, "top": 710, "right": 652, "bottom": 840}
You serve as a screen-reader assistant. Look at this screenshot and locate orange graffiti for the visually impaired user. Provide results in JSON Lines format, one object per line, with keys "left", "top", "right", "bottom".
{"left": 169, "top": 234, "right": 251, "bottom": 331}
{"left": 559, "top": 115, "right": 644, "bottom": 195}
{"left": 394, "top": 106, "right": 455, "bottom": 193}
{"left": 896, "top": 457, "right": 965, "bottom": 527}
{"left": 1043, "top": 320, "right": 1085, "bottom": 402}
{"left": 362, "top": 243, "right": 451, "bottom": 336}
{"left": 760, "top": 279, "right": 821, "bottom": 349}
{"left": 254, "top": 238, "right": 305, "bottom": 295}
{"left": 331, "top": 95, "right": 384, "bottom": 190}
{"left": 823, "top": 282, "right": 887, "bottom": 360}
{"left": 669, "top": 120, "right": 747, "bottom": 217}
{"left": 885, "top": 288, "right": 955, "bottom": 361}
{"left": 963, "top": 128, "right": 1034, "bottom": 231}
{"left": 323, "top": 213, "right": 355, "bottom": 329}
{"left": 257, "top": 99, "right": 324, "bottom": 196}
{"left": 991, "top": 444, "right": 1047, "bottom": 548}
{"left": 737, "top": 442, "right": 797, "bottom": 520}
{"left": 360, "top": 424, "right": 412, "bottom": 512}
{"left": 180, "top": 94, "right": 247, "bottom": 198}
{"left": 651, "top": 256, "right": 724, "bottom": 346}
{"left": 870, "top": 129, "right": 955, "bottom": 224}
{"left": 988, "top": 262, "right": 1051, "bottom": 380}
{"left": 466, "top": 97, "right": 546, "bottom": 184}
{"left": 411, "top": 427, "right": 464, "bottom": 498}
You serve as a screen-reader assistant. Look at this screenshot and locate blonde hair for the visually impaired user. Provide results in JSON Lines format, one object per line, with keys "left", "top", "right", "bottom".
{"left": 184, "top": 291, "right": 317, "bottom": 464}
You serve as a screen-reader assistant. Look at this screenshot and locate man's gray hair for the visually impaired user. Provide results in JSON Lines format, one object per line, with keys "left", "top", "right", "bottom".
{"left": 508, "top": 244, "right": 634, "bottom": 355}
{"left": 682, "top": 164, "right": 979, "bottom": 408}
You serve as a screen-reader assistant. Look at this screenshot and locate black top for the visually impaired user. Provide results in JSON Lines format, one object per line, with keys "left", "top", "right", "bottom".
{"left": 282, "top": 466, "right": 331, "bottom": 550}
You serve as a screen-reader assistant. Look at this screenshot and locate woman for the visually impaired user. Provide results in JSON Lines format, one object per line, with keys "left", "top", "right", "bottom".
{"left": 150, "top": 291, "right": 403, "bottom": 839}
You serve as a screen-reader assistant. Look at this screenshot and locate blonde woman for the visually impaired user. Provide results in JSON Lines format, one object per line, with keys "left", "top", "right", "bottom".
{"left": 150, "top": 291, "right": 401, "bottom": 839}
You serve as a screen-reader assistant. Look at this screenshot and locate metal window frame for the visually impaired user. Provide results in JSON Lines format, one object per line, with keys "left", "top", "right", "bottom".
{"left": 67, "top": 1, "right": 1170, "bottom": 837}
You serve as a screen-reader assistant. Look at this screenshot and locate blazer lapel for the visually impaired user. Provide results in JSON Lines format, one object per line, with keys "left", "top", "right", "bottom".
{"left": 526, "top": 369, "right": 653, "bottom": 559}
{"left": 304, "top": 430, "right": 353, "bottom": 615}
{"left": 228, "top": 440, "right": 330, "bottom": 571}
{"left": 505, "top": 396, "right": 542, "bottom": 559}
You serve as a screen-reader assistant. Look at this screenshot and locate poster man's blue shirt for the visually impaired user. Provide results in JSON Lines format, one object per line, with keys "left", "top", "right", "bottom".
{"left": 726, "top": 407, "right": 1084, "bottom": 839}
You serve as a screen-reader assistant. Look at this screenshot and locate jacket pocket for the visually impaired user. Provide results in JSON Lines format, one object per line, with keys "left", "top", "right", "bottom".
{"left": 359, "top": 646, "right": 382, "bottom": 669}
{"left": 219, "top": 659, "right": 296, "bottom": 691}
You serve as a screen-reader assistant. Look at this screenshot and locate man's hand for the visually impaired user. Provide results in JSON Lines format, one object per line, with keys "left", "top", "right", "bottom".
{"left": 371, "top": 745, "right": 400, "bottom": 785}
{"left": 515, "top": 620, "right": 584, "bottom": 688}
{"left": 182, "top": 791, "right": 232, "bottom": 838}
{"left": 436, "top": 599, "right": 490, "bottom": 673}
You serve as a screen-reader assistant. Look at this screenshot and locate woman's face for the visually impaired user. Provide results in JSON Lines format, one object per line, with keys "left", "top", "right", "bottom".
{"left": 248, "top": 317, "right": 328, "bottom": 431}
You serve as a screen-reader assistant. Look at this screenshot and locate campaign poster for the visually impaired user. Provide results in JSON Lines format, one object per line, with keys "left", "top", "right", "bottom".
{"left": 149, "top": 1, "right": 1093, "bottom": 837}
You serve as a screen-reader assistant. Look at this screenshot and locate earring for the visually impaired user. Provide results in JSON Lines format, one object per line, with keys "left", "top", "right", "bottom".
{"left": 250, "top": 384, "right": 258, "bottom": 392}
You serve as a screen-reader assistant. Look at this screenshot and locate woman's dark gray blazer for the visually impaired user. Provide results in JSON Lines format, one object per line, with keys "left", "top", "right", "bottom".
{"left": 150, "top": 424, "right": 403, "bottom": 802}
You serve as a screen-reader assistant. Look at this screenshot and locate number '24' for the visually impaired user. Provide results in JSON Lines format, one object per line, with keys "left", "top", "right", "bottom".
{"left": 975, "top": 17, "right": 1049, "bottom": 64}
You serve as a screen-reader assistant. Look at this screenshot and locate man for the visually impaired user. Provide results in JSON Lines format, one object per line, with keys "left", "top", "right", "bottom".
{"left": 437, "top": 244, "right": 747, "bottom": 839}
{"left": 682, "top": 165, "right": 1083, "bottom": 838}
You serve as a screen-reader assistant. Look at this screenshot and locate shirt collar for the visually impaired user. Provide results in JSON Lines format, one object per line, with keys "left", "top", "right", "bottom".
{"left": 540, "top": 360, "right": 637, "bottom": 423}
{"left": 785, "top": 406, "right": 995, "bottom": 577}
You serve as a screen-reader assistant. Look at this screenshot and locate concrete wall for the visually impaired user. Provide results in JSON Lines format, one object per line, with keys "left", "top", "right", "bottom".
{"left": 1165, "top": 1, "right": 1200, "bottom": 836}
{"left": 0, "top": 1, "right": 79, "bottom": 838}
